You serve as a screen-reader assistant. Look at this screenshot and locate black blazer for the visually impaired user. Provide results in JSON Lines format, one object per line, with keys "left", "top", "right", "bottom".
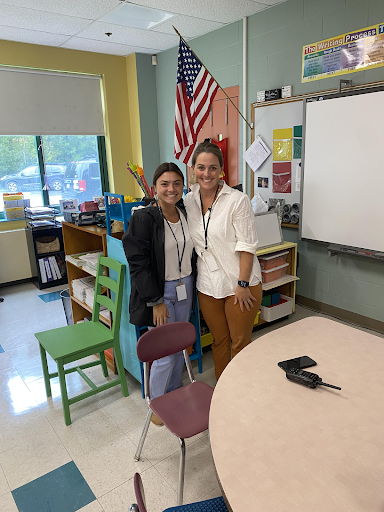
{"left": 122, "top": 201, "right": 196, "bottom": 327}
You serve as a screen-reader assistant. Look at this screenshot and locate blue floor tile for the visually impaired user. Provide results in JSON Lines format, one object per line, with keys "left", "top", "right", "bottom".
{"left": 0, "top": 345, "right": 4, "bottom": 354}
{"left": 12, "top": 461, "right": 96, "bottom": 512}
{"left": 38, "top": 291, "right": 63, "bottom": 303}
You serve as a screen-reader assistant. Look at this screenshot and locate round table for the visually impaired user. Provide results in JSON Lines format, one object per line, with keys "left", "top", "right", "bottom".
{"left": 209, "top": 317, "right": 384, "bottom": 512}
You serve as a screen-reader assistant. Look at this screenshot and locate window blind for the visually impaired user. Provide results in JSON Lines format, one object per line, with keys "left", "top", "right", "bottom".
{"left": 0, "top": 67, "right": 104, "bottom": 135}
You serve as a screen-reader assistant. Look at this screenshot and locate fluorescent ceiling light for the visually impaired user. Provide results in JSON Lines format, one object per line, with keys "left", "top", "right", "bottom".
{"left": 100, "top": 3, "right": 176, "bottom": 30}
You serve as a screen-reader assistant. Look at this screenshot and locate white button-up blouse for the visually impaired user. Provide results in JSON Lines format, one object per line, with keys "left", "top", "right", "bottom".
{"left": 184, "top": 181, "right": 262, "bottom": 299}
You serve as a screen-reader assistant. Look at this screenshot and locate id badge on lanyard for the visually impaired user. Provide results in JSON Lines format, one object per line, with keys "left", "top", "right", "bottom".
{"left": 203, "top": 249, "right": 219, "bottom": 272}
{"left": 176, "top": 282, "right": 187, "bottom": 301}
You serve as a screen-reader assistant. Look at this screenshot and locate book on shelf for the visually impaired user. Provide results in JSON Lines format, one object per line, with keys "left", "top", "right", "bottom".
{"left": 44, "top": 258, "right": 53, "bottom": 282}
{"left": 38, "top": 254, "right": 66, "bottom": 283}
{"left": 38, "top": 258, "right": 47, "bottom": 283}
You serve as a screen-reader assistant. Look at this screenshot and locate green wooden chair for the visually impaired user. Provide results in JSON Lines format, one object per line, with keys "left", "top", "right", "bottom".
{"left": 35, "top": 255, "right": 129, "bottom": 425}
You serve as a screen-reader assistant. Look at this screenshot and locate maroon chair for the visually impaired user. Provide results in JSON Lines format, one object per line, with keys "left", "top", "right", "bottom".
{"left": 134, "top": 322, "right": 214, "bottom": 506}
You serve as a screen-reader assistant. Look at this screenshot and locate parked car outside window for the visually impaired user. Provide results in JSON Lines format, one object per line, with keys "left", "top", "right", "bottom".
{"left": 0, "top": 164, "right": 65, "bottom": 193}
{"left": 63, "top": 158, "right": 102, "bottom": 202}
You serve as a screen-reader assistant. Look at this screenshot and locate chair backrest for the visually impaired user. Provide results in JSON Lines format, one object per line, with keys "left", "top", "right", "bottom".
{"left": 136, "top": 322, "right": 196, "bottom": 362}
{"left": 92, "top": 255, "right": 125, "bottom": 339}
{"left": 133, "top": 473, "right": 147, "bottom": 512}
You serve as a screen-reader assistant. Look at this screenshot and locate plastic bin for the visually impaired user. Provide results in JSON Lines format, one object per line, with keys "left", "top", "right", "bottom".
{"left": 261, "top": 262, "right": 289, "bottom": 283}
{"left": 260, "top": 294, "right": 294, "bottom": 322}
{"left": 258, "top": 250, "right": 289, "bottom": 270}
{"left": 60, "top": 289, "right": 73, "bottom": 325}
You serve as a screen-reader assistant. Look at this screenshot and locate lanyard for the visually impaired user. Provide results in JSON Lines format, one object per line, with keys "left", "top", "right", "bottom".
{"left": 161, "top": 208, "right": 186, "bottom": 278}
{"left": 200, "top": 184, "right": 220, "bottom": 250}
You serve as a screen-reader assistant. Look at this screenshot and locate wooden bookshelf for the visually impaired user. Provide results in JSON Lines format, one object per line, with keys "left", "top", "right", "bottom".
{"left": 62, "top": 222, "right": 119, "bottom": 373}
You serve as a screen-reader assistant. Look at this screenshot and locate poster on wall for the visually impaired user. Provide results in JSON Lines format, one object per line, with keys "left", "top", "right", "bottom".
{"left": 302, "top": 22, "right": 384, "bottom": 82}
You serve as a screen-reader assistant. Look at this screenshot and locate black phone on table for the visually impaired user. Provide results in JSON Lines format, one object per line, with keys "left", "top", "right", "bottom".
{"left": 277, "top": 356, "right": 317, "bottom": 372}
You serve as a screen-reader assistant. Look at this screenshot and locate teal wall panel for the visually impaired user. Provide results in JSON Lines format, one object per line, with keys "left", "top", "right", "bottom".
{"left": 136, "top": 54, "right": 161, "bottom": 181}
{"left": 154, "top": 1, "right": 384, "bottom": 322}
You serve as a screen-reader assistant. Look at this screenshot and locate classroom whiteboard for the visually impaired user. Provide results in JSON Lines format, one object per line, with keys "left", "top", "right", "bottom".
{"left": 301, "top": 87, "right": 384, "bottom": 253}
{"left": 253, "top": 99, "right": 303, "bottom": 205}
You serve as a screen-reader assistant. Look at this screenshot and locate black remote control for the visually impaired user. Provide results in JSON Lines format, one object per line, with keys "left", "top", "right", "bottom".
{"left": 286, "top": 368, "right": 341, "bottom": 390}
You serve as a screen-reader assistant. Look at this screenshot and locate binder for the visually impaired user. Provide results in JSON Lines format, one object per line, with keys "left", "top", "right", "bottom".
{"left": 48, "top": 256, "right": 58, "bottom": 280}
{"left": 49, "top": 256, "right": 62, "bottom": 279}
{"left": 38, "top": 258, "right": 47, "bottom": 283}
{"left": 44, "top": 258, "right": 53, "bottom": 282}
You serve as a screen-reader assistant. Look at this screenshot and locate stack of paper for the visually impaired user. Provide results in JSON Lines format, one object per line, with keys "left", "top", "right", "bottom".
{"left": 83, "top": 286, "right": 111, "bottom": 324}
{"left": 99, "top": 309, "right": 111, "bottom": 323}
{"left": 71, "top": 276, "right": 96, "bottom": 303}
{"left": 78, "top": 251, "right": 104, "bottom": 276}
{"left": 84, "top": 286, "right": 96, "bottom": 309}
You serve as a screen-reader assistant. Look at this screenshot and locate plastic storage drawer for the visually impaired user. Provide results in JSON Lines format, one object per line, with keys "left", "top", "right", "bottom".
{"left": 261, "top": 262, "right": 289, "bottom": 283}
{"left": 258, "top": 250, "right": 289, "bottom": 270}
{"left": 260, "top": 294, "right": 294, "bottom": 322}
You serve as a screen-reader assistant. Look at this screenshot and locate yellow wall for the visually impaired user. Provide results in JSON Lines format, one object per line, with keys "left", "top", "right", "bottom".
{"left": 0, "top": 39, "right": 142, "bottom": 205}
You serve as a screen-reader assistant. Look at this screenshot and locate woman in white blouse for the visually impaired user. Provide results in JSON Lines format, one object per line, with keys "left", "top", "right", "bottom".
{"left": 184, "top": 141, "right": 262, "bottom": 380}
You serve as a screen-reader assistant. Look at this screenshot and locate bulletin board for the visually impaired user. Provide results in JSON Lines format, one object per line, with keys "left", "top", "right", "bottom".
{"left": 250, "top": 97, "right": 304, "bottom": 207}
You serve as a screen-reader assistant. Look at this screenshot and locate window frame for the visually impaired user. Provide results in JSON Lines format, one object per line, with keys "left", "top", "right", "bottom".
{"left": 0, "top": 135, "right": 109, "bottom": 220}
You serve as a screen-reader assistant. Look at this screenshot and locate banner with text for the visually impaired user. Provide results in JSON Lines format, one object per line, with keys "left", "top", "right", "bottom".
{"left": 302, "top": 23, "right": 384, "bottom": 82}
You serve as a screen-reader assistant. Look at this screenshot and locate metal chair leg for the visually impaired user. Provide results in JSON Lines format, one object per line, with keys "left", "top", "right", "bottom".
{"left": 134, "top": 408, "right": 152, "bottom": 461}
{"left": 177, "top": 438, "right": 186, "bottom": 506}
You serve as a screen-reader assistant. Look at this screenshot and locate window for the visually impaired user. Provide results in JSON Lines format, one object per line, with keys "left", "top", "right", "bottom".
{"left": 0, "top": 135, "right": 108, "bottom": 215}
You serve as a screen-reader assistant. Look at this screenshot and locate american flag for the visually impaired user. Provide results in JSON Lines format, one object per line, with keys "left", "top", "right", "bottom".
{"left": 174, "top": 39, "right": 219, "bottom": 167}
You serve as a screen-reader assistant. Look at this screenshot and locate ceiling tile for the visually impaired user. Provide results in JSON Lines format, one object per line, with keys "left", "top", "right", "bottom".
{"left": 0, "top": 5, "right": 91, "bottom": 35}
{"left": 0, "top": 0, "right": 120, "bottom": 20}
{"left": 0, "top": 26, "right": 69, "bottom": 46}
{"left": 75, "top": 22, "right": 179, "bottom": 50}
{"left": 61, "top": 37, "right": 159, "bottom": 56}
{"left": 152, "top": 15, "right": 224, "bottom": 38}
{"left": 127, "top": 0, "right": 269, "bottom": 23}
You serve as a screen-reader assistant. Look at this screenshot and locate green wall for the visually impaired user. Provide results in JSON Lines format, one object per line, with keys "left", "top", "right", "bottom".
{"left": 154, "top": 0, "right": 384, "bottom": 323}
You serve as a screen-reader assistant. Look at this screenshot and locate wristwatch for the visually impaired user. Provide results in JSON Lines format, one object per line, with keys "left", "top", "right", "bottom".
{"left": 238, "top": 280, "right": 249, "bottom": 288}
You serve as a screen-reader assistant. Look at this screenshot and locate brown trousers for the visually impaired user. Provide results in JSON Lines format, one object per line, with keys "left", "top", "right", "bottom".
{"left": 198, "top": 283, "right": 262, "bottom": 380}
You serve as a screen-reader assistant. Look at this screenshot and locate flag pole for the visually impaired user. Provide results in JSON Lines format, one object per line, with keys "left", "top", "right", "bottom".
{"left": 173, "top": 26, "right": 253, "bottom": 130}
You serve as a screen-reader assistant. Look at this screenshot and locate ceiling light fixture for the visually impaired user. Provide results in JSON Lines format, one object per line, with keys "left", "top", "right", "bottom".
{"left": 99, "top": 3, "right": 175, "bottom": 30}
